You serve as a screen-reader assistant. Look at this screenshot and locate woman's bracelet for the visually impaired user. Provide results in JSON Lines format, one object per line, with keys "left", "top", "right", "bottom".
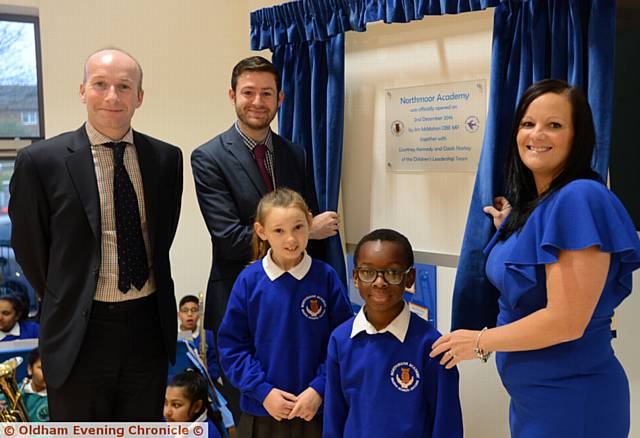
{"left": 474, "top": 327, "right": 492, "bottom": 363}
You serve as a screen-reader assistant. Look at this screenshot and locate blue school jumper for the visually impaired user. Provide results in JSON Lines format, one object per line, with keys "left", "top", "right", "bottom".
{"left": 218, "top": 251, "right": 353, "bottom": 417}
{"left": 0, "top": 320, "right": 39, "bottom": 341}
{"left": 191, "top": 410, "right": 223, "bottom": 438}
{"left": 323, "top": 304, "right": 463, "bottom": 438}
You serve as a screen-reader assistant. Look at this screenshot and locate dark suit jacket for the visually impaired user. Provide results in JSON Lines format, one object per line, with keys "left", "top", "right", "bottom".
{"left": 9, "top": 125, "right": 183, "bottom": 389}
{"left": 191, "top": 125, "right": 323, "bottom": 330}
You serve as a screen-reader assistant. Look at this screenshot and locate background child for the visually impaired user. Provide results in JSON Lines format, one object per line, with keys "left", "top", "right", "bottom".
{"left": 164, "top": 369, "right": 225, "bottom": 438}
{"left": 323, "top": 229, "right": 463, "bottom": 438}
{"left": 0, "top": 292, "right": 38, "bottom": 341}
{"left": 218, "top": 188, "right": 353, "bottom": 438}
{"left": 174, "top": 295, "right": 235, "bottom": 435}
{"left": 22, "top": 348, "right": 48, "bottom": 422}
{"left": 176, "top": 295, "right": 221, "bottom": 382}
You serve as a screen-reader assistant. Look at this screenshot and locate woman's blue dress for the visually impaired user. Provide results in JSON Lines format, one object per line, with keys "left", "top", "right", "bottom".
{"left": 485, "top": 179, "right": 640, "bottom": 438}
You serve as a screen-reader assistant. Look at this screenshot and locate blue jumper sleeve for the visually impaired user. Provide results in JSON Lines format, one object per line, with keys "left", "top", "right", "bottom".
{"left": 218, "top": 275, "right": 274, "bottom": 404}
{"left": 322, "top": 333, "right": 348, "bottom": 437}
{"left": 424, "top": 355, "right": 463, "bottom": 438}
{"left": 308, "top": 270, "right": 353, "bottom": 397}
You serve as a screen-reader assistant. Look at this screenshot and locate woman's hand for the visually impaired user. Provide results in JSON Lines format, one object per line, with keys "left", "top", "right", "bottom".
{"left": 287, "top": 387, "right": 322, "bottom": 421}
{"left": 483, "top": 196, "right": 512, "bottom": 230}
{"left": 430, "top": 330, "right": 482, "bottom": 369}
{"left": 263, "top": 388, "right": 297, "bottom": 421}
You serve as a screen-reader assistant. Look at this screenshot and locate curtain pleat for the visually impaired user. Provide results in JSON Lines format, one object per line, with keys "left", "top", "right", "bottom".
{"left": 451, "top": 0, "right": 616, "bottom": 330}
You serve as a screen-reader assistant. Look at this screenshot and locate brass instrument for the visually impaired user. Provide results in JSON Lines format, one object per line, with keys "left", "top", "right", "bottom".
{"left": 198, "top": 292, "right": 207, "bottom": 370}
{"left": 0, "top": 357, "right": 29, "bottom": 421}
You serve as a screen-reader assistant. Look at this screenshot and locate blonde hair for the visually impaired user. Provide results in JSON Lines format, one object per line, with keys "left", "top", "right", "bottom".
{"left": 252, "top": 187, "right": 312, "bottom": 261}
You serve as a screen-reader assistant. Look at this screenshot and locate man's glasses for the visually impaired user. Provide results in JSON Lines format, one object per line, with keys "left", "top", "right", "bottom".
{"left": 354, "top": 267, "right": 412, "bottom": 285}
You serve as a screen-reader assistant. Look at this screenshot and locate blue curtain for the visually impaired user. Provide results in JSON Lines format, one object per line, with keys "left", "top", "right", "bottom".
{"left": 451, "top": 0, "right": 616, "bottom": 330}
{"left": 272, "top": 35, "right": 348, "bottom": 286}
{"left": 251, "top": 0, "right": 500, "bottom": 287}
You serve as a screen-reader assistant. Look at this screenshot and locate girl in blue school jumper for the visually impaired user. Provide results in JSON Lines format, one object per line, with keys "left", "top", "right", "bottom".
{"left": 218, "top": 188, "right": 353, "bottom": 438}
{"left": 164, "top": 369, "right": 225, "bottom": 438}
{"left": 323, "top": 229, "right": 463, "bottom": 438}
{"left": 0, "top": 292, "right": 38, "bottom": 342}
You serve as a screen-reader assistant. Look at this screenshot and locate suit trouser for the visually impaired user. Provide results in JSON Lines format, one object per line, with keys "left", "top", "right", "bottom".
{"left": 205, "top": 276, "right": 242, "bottom": 423}
{"left": 48, "top": 294, "right": 168, "bottom": 421}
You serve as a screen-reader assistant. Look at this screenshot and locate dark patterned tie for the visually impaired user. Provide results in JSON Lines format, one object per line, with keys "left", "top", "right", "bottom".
{"left": 106, "top": 142, "right": 149, "bottom": 293}
{"left": 253, "top": 143, "right": 273, "bottom": 191}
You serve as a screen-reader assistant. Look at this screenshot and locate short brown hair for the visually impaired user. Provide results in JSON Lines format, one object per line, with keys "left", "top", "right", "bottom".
{"left": 231, "top": 56, "right": 280, "bottom": 92}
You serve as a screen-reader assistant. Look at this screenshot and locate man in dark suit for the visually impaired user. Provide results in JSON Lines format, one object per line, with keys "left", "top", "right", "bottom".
{"left": 191, "top": 56, "right": 339, "bottom": 418}
{"left": 9, "top": 48, "right": 182, "bottom": 420}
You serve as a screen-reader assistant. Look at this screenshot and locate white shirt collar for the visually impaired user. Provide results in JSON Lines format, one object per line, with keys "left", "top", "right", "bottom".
{"left": 23, "top": 380, "right": 47, "bottom": 397}
{"left": 0, "top": 322, "right": 20, "bottom": 341}
{"left": 262, "top": 249, "right": 312, "bottom": 281}
{"left": 193, "top": 410, "right": 207, "bottom": 423}
{"left": 177, "top": 328, "right": 199, "bottom": 342}
{"left": 350, "top": 301, "right": 411, "bottom": 343}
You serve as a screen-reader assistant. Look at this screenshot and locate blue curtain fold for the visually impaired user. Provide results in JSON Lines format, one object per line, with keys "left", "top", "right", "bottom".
{"left": 451, "top": 0, "right": 616, "bottom": 330}
{"left": 250, "top": 0, "right": 501, "bottom": 50}
{"left": 273, "top": 35, "right": 348, "bottom": 286}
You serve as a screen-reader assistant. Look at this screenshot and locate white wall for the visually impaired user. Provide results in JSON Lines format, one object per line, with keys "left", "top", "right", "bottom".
{"left": 343, "top": 9, "right": 640, "bottom": 437}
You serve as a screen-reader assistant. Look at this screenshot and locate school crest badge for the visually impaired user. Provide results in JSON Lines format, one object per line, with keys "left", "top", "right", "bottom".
{"left": 301, "top": 294, "right": 327, "bottom": 320}
{"left": 390, "top": 361, "right": 420, "bottom": 392}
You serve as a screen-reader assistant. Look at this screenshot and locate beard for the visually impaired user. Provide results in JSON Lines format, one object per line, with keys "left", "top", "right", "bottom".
{"left": 235, "top": 105, "right": 277, "bottom": 132}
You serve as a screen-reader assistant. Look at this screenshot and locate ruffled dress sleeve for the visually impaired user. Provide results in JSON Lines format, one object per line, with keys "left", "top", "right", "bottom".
{"left": 485, "top": 179, "right": 640, "bottom": 310}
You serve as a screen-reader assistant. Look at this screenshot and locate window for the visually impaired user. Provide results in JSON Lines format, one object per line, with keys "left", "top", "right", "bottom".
{"left": 0, "top": 158, "right": 37, "bottom": 317}
{"left": 0, "top": 14, "right": 43, "bottom": 139}
{"left": 20, "top": 111, "right": 37, "bottom": 125}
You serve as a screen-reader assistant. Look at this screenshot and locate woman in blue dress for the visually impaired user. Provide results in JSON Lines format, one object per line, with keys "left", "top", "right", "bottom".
{"left": 431, "top": 79, "right": 640, "bottom": 438}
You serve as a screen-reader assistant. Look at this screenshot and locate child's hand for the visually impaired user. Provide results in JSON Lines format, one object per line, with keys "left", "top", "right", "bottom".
{"left": 287, "top": 387, "right": 322, "bottom": 421}
{"left": 263, "top": 388, "right": 297, "bottom": 421}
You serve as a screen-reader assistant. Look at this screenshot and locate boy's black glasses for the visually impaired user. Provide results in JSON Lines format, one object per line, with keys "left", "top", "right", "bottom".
{"left": 354, "top": 267, "right": 412, "bottom": 285}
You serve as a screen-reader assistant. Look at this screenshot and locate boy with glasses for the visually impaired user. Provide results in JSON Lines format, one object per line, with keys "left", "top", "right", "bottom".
{"left": 175, "top": 295, "right": 236, "bottom": 435}
{"left": 323, "top": 229, "right": 462, "bottom": 438}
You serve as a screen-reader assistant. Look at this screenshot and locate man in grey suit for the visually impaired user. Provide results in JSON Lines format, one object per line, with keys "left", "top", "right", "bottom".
{"left": 10, "top": 48, "right": 182, "bottom": 420}
{"left": 191, "top": 56, "right": 339, "bottom": 418}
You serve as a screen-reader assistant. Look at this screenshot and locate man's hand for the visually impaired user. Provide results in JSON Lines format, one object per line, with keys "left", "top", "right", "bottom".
{"left": 287, "top": 387, "right": 322, "bottom": 421}
{"left": 263, "top": 388, "right": 297, "bottom": 421}
{"left": 309, "top": 211, "right": 339, "bottom": 240}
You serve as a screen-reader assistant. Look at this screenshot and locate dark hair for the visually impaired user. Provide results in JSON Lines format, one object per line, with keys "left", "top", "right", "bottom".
{"left": 252, "top": 188, "right": 312, "bottom": 261}
{"left": 27, "top": 348, "right": 40, "bottom": 368}
{"left": 168, "top": 369, "right": 223, "bottom": 430}
{"left": 179, "top": 295, "right": 199, "bottom": 308}
{"left": 0, "top": 292, "right": 28, "bottom": 320}
{"left": 500, "top": 79, "right": 600, "bottom": 239}
{"left": 353, "top": 229, "right": 414, "bottom": 268}
{"left": 231, "top": 56, "right": 280, "bottom": 92}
